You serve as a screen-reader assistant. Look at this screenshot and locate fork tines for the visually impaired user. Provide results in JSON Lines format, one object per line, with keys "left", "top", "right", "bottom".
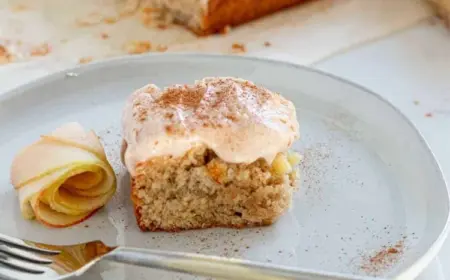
{"left": 0, "top": 255, "right": 46, "bottom": 274}
{"left": 0, "top": 234, "right": 60, "bottom": 255}
{"left": 0, "top": 234, "right": 61, "bottom": 276}
{"left": 0, "top": 245, "right": 53, "bottom": 265}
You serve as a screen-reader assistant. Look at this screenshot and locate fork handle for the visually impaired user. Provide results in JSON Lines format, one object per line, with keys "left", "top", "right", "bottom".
{"left": 104, "top": 247, "right": 379, "bottom": 280}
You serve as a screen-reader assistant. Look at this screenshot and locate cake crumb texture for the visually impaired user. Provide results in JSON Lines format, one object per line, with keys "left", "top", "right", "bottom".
{"left": 132, "top": 145, "right": 297, "bottom": 231}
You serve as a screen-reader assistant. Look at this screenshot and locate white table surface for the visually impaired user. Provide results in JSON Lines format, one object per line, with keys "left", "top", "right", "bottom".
{"left": 1, "top": 19, "right": 449, "bottom": 279}
{"left": 315, "top": 21, "right": 450, "bottom": 280}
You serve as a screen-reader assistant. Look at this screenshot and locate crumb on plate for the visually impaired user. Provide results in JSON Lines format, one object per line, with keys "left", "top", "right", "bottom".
{"left": 360, "top": 239, "right": 405, "bottom": 276}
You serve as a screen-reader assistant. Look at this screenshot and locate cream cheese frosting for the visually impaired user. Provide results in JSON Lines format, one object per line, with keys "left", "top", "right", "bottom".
{"left": 122, "top": 77, "right": 300, "bottom": 175}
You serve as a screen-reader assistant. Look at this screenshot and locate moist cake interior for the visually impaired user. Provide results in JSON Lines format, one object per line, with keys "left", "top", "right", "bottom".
{"left": 131, "top": 145, "right": 298, "bottom": 231}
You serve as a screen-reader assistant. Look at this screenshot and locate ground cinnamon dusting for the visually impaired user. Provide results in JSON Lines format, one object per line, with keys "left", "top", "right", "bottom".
{"left": 156, "top": 87, "right": 204, "bottom": 109}
{"left": 165, "top": 112, "right": 174, "bottom": 119}
{"left": 226, "top": 114, "right": 238, "bottom": 122}
{"left": 360, "top": 239, "right": 405, "bottom": 275}
{"left": 165, "top": 125, "right": 174, "bottom": 135}
{"left": 130, "top": 78, "right": 281, "bottom": 136}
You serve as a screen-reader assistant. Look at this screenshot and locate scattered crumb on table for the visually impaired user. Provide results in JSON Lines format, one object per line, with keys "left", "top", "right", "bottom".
{"left": 79, "top": 56, "right": 93, "bottom": 64}
{"left": 425, "top": 112, "right": 433, "bottom": 118}
{"left": 232, "top": 43, "right": 246, "bottom": 53}
{"left": 10, "top": 4, "right": 29, "bottom": 12}
{"left": 100, "top": 32, "right": 110, "bottom": 39}
{"left": 0, "top": 45, "right": 14, "bottom": 64}
{"left": 155, "top": 45, "right": 168, "bottom": 52}
{"left": 124, "top": 40, "right": 152, "bottom": 54}
{"left": 30, "top": 43, "right": 51, "bottom": 56}
{"left": 75, "top": 12, "right": 103, "bottom": 27}
{"left": 103, "top": 17, "right": 118, "bottom": 24}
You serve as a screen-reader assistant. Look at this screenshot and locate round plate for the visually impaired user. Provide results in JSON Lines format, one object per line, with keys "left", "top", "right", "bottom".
{"left": 0, "top": 54, "right": 448, "bottom": 280}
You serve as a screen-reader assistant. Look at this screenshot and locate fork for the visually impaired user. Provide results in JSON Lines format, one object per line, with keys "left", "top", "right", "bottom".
{"left": 0, "top": 233, "right": 380, "bottom": 280}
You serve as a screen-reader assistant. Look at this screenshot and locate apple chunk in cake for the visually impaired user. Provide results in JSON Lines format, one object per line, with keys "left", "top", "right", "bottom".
{"left": 122, "top": 77, "right": 300, "bottom": 231}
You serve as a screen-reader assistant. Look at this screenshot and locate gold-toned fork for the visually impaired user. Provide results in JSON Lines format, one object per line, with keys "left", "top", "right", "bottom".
{"left": 0, "top": 233, "right": 381, "bottom": 280}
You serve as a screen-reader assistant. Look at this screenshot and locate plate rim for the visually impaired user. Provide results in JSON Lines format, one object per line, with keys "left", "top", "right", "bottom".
{"left": 1, "top": 52, "right": 448, "bottom": 279}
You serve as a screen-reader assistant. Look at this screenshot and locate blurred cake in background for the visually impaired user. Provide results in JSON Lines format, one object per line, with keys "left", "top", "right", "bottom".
{"left": 137, "top": 0, "right": 310, "bottom": 35}
{"left": 428, "top": 0, "right": 450, "bottom": 27}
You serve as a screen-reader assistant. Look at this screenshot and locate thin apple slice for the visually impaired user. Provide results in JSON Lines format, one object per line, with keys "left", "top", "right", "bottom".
{"left": 11, "top": 122, "right": 116, "bottom": 228}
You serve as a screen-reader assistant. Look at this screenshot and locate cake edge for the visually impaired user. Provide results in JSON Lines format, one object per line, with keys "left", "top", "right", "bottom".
{"left": 131, "top": 178, "right": 276, "bottom": 232}
{"left": 190, "top": 0, "right": 310, "bottom": 35}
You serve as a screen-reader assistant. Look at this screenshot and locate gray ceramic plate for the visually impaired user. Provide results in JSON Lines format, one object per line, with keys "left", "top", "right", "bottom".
{"left": 0, "top": 54, "right": 448, "bottom": 280}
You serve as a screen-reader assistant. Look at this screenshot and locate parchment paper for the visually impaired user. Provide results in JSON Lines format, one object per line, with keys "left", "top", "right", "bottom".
{"left": 0, "top": 0, "right": 433, "bottom": 92}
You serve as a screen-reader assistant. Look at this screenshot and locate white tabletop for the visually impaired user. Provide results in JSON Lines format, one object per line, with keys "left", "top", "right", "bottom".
{"left": 315, "top": 21, "right": 450, "bottom": 280}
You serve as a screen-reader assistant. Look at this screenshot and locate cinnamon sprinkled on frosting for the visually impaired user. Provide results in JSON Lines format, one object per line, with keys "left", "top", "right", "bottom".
{"left": 156, "top": 85, "right": 204, "bottom": 109}
{"left": 122, "top": 77, "right": 299, "bottom": 175}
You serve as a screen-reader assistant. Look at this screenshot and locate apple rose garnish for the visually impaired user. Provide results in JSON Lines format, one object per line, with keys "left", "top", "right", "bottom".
{"left": 10, "top": 122, "right": 116, "bottom": 228}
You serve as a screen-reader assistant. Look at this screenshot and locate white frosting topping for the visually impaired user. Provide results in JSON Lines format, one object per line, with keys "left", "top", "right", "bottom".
{"left": 122, "top": 77, "right": 299, "bottom": 175}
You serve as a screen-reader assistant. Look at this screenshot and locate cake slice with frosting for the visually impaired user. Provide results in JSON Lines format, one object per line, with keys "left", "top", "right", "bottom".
{"left": 122, "top": 77, "right": 301, "bottom": 231}
{"left": 428, "top": 0, "right": 450, "bottom": 27}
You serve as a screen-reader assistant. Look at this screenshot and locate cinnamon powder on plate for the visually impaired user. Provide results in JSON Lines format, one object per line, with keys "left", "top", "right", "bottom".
{"left": 360, "top": 239, "right": 405, "bottom": 275}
